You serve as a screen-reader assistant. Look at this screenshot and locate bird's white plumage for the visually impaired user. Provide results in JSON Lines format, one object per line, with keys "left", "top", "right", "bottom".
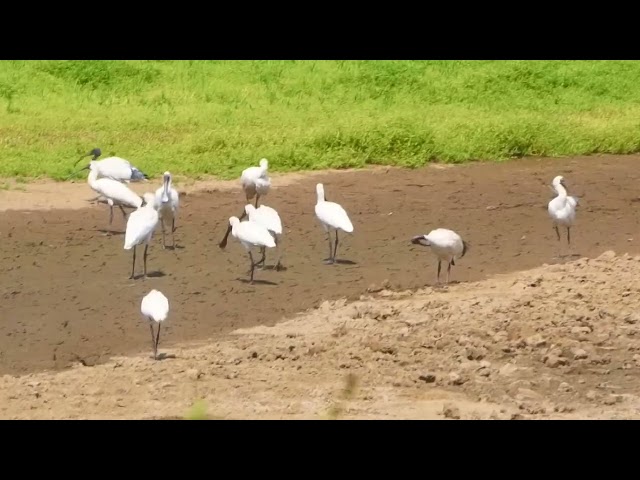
{"left": 93, "top": 156, "right": 146, "bottom": 183}
{"left": 548, "top": 175, "right": 577, "bottom": 227}
{"left": 244, "top": 204, "right": 282, "bottom": 235}
{"left": 154, "top": 171, "right": 180, "bottom": 220}
{"left": 240, "top": 158, "right": 271, "bottom": 200}
{"left": 314, "top": 183, "right": 353, "bottom": 233}
{"left": 229, "top": 216, "right": 276, "bottom": 250}
{"left": 87, "top": 162, "right": 143, "bottom": 209}
{"left": 415, "top": 228, "right": 465, "bottom": 262}
{"left": 141, "top": 289, "right": 169, "bottom": 323}
{"left": 124, "top": 193, "right": 159, "bottom": 250}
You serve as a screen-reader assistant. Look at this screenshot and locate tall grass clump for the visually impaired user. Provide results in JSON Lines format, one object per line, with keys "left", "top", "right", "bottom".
{"left": 1, "top": 60, "right": 640, "bottom": 181}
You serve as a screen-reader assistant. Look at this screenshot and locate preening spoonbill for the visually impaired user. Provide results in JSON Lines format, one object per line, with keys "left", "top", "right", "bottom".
{"left": 244, "top": 204, "right": 283, "bottom": 270}
{"left": 314, "top": 183, "right": 353, "bottom": 264}
{"left": 548, "top": 175, "right": 578, "bottom": 246}
{"left": 69, "top": 148, "right": 148, "bottom": 183}
{"left": 154, "top": 171, "right": 180, "bottom": 249}
{"left": 81, "top": 161, "right": 143, "bottom": 227}
{"left": 219, "top": 158, "right": 271, "bottom": 249}
{"left": 228, "top": 216, "right": 276, "bottom": 283}
{"left": 141, "top": 289, "right": 169, "bottom": 360}
{"left": 124, "top": 193, "right": 160, "bottom": 279}
{"left": 411, "top": 228, "right": 468, "bottom": 284}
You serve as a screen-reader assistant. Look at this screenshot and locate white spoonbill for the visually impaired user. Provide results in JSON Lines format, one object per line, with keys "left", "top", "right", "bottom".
{"left": 314, "top": 183, "right": 353, "bottom": 264}
{"left": 548, "top": 175, "right": 578, "bottom": 246}
{"left": 244, "top": 203, "right": 284, "bottom": 271}
{"left": 228, "top": 216, "right": 276, "bottom": 284}
{"left": 411, "top": 228, "right": 468, "bottom": 284}
{"left": 124, "top": 193, "right": 160, "bottom": 279}
{"left": 154, "top": 171, "right": 180, "bottom": 249}
{"left": 140, "top": 289, "right": 169, "bottom": 360}
{"left": 81, "top": 161, "right": 143, "bottom": 227}
{"left": 219, "top": 158, "right": 271, "bottom": 249}
{"left": 69, "top": 148, "right": 148, "bottom": 183}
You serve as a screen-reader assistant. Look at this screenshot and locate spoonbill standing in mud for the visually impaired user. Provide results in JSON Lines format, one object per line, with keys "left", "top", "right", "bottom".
{"left": 124, "top": 193, "right": 160, "bottom": 279}
{"left": 314, "top": 183, "right": 353, "bottom": 265}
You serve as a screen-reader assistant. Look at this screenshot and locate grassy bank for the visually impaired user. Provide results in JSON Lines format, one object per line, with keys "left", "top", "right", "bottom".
{"left": 1, "top": 60, "right": 640, "bottom": 181}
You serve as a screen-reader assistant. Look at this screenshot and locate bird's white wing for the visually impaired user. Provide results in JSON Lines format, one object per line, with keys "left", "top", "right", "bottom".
{"left": 170, "top": 188, "right": 180, "bottom": 210}
{"left": 315, "top": 202, "right": 353, "bottom": 233}
{"left": 256, "top": 206, "right": 282, "bottom": 234}
{"left": 94, "top": 178, "right": 142, "bottom": 208}
{"left": 141, "top": 290, "right": 169, "bottom": 322}
{"left": 426, "top": 228, "right": 463, "bottom": 251}
{"left": 96, "top": 157, "right": 134, "bottom": 181}
{"left": 124, "top": 207, "right": 159, "bottom": 249}
{"left": 238, "top": 221, "right": 276, "bottom": 247}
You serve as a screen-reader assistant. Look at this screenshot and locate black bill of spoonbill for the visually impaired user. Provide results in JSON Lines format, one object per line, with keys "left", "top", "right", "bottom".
{"left": 314, "top": 183, "right": 354, "bottom": 265}
{"left": 548, "top": 175, "right": 578, "bottom": 247}
{"left": 244, "top": 203, "right": 284, "bottom": 271}
{"left": 228, "top": 216, "right": 276, "bottom": 284}
{"left": 68, "top": 147, "right": 148, "bottom": 183}
{"left": 79, "top": 161, "right": 143, "bottom": 229}
{"left": 124, "top": 193, "right": 160, "bottom": 279}
{"left": 141, "top": 289, "right": 169, "bottom": 360}
{"left": 219, "top": 158, "right": 271, "bottom": 249}
{"left": 154, "top": 171, "right": 180, "bottom": 249}
{"left": 411, "top": 228, "right": 468, "bottom": 285}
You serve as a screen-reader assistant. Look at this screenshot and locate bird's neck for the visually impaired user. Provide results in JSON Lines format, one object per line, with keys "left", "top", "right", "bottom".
{"left": 554, "top": 184, "right": 567, "bottom": 197}
{"left": 87, "top": 169, "right": 98, "bottom": 186}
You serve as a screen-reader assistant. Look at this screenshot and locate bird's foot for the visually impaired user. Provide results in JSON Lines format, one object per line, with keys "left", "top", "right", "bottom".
{"left": 275, "top": 263, "right": 283, "bottom": 272}
{"left": 323, "top": 258, "right": 335, "bottom": 265}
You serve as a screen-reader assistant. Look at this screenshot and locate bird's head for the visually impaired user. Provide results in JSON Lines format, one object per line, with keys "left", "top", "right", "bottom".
{"left": 411, "top": 235, "right": 430, "bottom": 247}
{"left": 259, "top": 158, "right": 269, "bottom": 170}
{"left": 244, "top": 204, "right": 256, "bottom": 216}
{"left": 552, "top": 175, "right": 566, "bottom": 188}
{"left": 141, "top": 192, "right": 156, "bottom": 207}
{"left": 73, "top": 147, "right": 101, "bottom": 167}
{"left": 162, "top": 172, "right": 171, "bottom": 201}
{"left": 316, "top": 183, "right": 326, "bottom": 201}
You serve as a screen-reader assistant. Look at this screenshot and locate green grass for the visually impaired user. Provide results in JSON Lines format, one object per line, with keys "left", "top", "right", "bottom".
{"left": 1, "top": 60, "right": 640, "bottom": 182}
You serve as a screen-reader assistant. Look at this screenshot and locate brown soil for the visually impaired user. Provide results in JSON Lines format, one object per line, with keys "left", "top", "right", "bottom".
{"left": 1, "top": 154, "right": 640, "bottom": 419}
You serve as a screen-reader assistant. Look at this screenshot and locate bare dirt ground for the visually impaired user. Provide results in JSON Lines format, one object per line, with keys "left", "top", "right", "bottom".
{"left": 1, "top": 154, "right": 640, "bottom": 419}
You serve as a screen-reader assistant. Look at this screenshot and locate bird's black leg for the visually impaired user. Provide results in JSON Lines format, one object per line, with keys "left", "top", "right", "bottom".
{"left": 258, "top": 247, "right": 266, "bottom": 269}
{"left": 130, "top": 246, "right": 137, "bottom": 279}
{"left": 554, "top": 224, "right": 560, "bottom": 241}
{"left": 447, "top": 260, "right": 452, "bottom": 284}
{"left": 437, "top": 260, "right": 441, "bottom": 284}
{"left": 333, "top": 230, "right": 339, "bottom": 263}
{"left": 119, "top": 205, "right": 127, "bottom": 221}
{"left": 248, "top": 251, "right": 256, "bottom": 283}
{"left": 109, "top": 205, "right": 114, "bottom": 225}
{"left": 171, "top": 218, "right": 176, "bottom": 247}
{"left": 255, "top": 194, "right": 260, "bottom": 208}
{"left": 274, "top": 235, "right": 283, "bottom": 271}
{"left": 567, "top": 226, "right": 571, "bottom": 245}
{"left": 143, "top": 244, "right": 149, "bottom": 279}
{"left": 149, "top": 322, "right": 155, "bottom": 358}
{"left": 324, "top": 231, "right": 334, "bottom": 264}
{"left": 154, "top": 323, "right": 161, "bottom": 360}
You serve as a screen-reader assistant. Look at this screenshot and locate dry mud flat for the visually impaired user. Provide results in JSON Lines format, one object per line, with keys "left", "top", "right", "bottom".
{"left": 2, "top": 154, "right": 640, "bottom": 419}
{"left": 1, "top": 251, "right": 640, "bottom": 419}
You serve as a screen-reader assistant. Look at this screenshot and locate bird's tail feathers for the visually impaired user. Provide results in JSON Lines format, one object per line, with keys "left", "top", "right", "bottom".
{"left": 461, "top": 239, "right": 470, "bottom": 258}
